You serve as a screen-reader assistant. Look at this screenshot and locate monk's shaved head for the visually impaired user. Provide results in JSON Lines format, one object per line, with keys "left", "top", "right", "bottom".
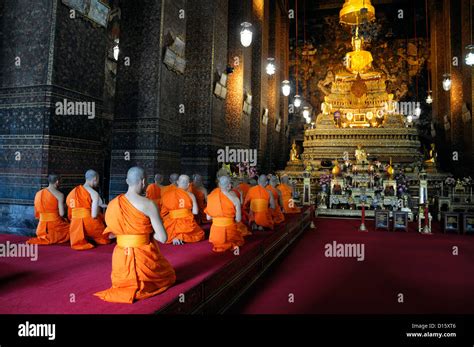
{"left": 258, "top": 174, "right": 268, "bottom": 186}
{"left": 218, "top": 176, "right": 231, "bottom": 192}
{"left": 281, "top": 175, "right": 290, "bottom": 184}
{"left": 170, "top": 173, "right": 179, "bottom": 184}
{"left": 127, "top": 166, "right": 145, "bottom": 185}
{"left": 48, "top": 173, "right": 60, "bottom": 185}
{"left": 154, "top": 174, "right": 163, "bottom": 184}
{"left": 177, "top": 175, "right": 190, "bottom": 189}
{"left": 193, "top": 174, "right": 202, "bottom": 182}
{"left": 270, "top": 175, "right": 279, "bottom": 187}
{"left": 85, "top": 169, "right": 99, "bottom": 181}
{"left": 249, "top": 178, "right": 257, "bottom": 186}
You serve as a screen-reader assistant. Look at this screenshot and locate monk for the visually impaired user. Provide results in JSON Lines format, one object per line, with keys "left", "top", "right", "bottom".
{"left": 267, "top": 175, "right": 285, "bottom": 225}
{"left": 189, "top": 174, "right": 208, "bottom": 225}
{"left": 94, "top": 167, "right": 176, "bottom": 304}
{"left": 27, "top": 174, "right": 70, "bottom": 245}
{"left": 66, "top": 170, "right": 110, "bottom": 250}
{"left": 146, "top": 174, "right": 164, "bottom": 209}
{"left": 243, "top": 175, "right": 275, "bottom": 230}
{"left": 231, "top": 178, "right": 251, "bottom": 237}
{"left": 238, "top": 178, "right": 251, "bottom": 200}
{"left": 205, "top": 176, "right": 245, "bottom": 252}
{"left": 249, "top": 178, "right": 257, "bottom": 187}
{"left": 278, "top": 175, "right": 301, "bottom": 214}
{"left": 160, "top": 173, "right": 179, "bottom": 218}
{"left": 161, "top": 175, "right": 205, "bottom": 245}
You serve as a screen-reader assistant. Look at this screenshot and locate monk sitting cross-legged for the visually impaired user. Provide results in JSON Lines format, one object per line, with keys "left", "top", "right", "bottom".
{"left": 243, "top": 175, "right": 275, "bottom": 231}
{"left": 277, "top": 175, "right": 301, "bottom": 214}
{"left": 189, "top": 174, "right": 209, "bottom": 225}
{"left": 94, "top": 167, "right": 176, "bottom": 304}
{"left": 27, "top": 174, "right": 70, "bottom": 245}
{"left": 66, "top": 170, "right": 110, "bottom": 250}
{"left": 146, "top": 173, "right": 164, "bottom": 210}
{"left": 231, "top": 178, "right": 251, "bottom": 237}
{"left": 160, "top": 173, "right": 179, "bottom": 218}
{"left": 205, "top": 176, "right": 245, "bottom": 253}
{"left": 161, "top": 175, "right": 205, "bottom": 245}
{"left": 267, "top": 175, "right": 285, "bottom": 225}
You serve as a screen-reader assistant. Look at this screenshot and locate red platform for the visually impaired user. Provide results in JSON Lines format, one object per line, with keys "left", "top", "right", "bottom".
{"left": 0, "top": 208, "right": 312, "bottom": 314}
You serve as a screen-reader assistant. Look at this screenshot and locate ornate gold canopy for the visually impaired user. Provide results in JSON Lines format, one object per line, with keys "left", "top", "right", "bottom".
{"left": 339, "top": 0, "right": 376, "bottom": 26}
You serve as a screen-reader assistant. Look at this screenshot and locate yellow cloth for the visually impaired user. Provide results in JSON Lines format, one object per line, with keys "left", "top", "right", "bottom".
{"left": 116, "top": 234, "right": 150, "bottom": 248}
{"left": 169, "top": 209, "right": 193, "bottom": 219}
{"left": 71, "top": 208, "right": 91, "bottom": 219}
{"left": 39, "top": 212, "right": 60, "bottom": 222}
{"left": 212, "top": 217, "right": 235, "bottom": 227}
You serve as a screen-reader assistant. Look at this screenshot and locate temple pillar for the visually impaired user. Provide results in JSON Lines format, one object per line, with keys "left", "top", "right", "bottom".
{"left": 0, "top": 0, "right": 109, "bottom": 234}
{"left": 109, "top": 0, "right": 186, "bottom": 196}
{"left": 182, "top": 0, "right": 228, "bottom": 185}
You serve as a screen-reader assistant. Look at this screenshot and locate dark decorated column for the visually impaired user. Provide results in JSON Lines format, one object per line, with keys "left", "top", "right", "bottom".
{"left": 182, "top": 0, "right": 228, "bottom": 185}
{"left": 109, "top": 0, "right": 186, "bottom": 196}
{"left": 0, "top": 0, "right": 109, "bottom": 234}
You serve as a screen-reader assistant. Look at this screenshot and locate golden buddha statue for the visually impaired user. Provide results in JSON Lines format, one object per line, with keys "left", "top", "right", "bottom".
{"left": 425, "top": 143, "right": 437, "bottom": 164}
{"left": 290, "top": 141, "right": 300, "bottom": 161}
{"left": 355, "top": 144, "right": 367, "bottom": 164}
{"left": 345, "top": 31, "right": 373, "bottom": 75}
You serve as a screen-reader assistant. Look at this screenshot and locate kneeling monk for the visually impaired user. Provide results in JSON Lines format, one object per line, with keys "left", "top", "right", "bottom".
{"left": 27, "top": 174, "right": 70, "bottom": 245}
{"left": 244, "top": 175, "right": 275, "bottom": 230}
{"left": 267, "top": 175, "right": 285, "bottom": 225}
{"left": 66, "top": 170, "right": 110, "bottom": 250}
{"left": 95, "top": 167, "right": 176, "bottom": 304}
{"left": 161, "top": 175, "right": 205, "bottom": 245}
{"left": 205, "top": 176, "right": 245, "bottom": 252}
{"left": 146, "top": 173, "right": 164, "bottom": 209}
{"left": 278, "top": 175, "right": 301, "bottom": 214}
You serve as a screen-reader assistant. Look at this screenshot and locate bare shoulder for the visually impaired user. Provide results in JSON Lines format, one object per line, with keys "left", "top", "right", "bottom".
{"left": 84, "top": 185, "right": 99, "bottom": 199}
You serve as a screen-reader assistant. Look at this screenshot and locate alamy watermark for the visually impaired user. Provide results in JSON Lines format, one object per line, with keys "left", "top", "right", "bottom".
{"left": 0, "top": 241, "right": 38, "bottom": 261}
{"left": 18, "top": 321, "right": 55, "bottom": 341}
{"left": 325, "top": 241, "right": 365, "bottom": 261}
{"left": 386, "top": 101, "right": 421, "bottom": 119}
{"left": 55, "top": 98, "right": 96, "bottom": 119}
{"left": 217, "top": 146, "right": 257, "bottom": 166}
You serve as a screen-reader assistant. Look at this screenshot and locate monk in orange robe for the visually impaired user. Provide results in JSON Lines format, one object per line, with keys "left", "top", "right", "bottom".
{"left": 278, "top": 175, "right": 301, "bottom": 214}
{"left": 66, "top": 170, "right": 110, "bottom": 250}
{"left": 231, "top": 179, "right": 251, "bottom": 237}
{"left": 268, "top": 175, "right": 285, "bottom": 225}
{"left": 243, "top": 175, "right": 275, "bottom": 230}
{"left": 146, "top": 173, "right": 164, "bottom": 210}
{"left": 27, "top": 174, "right": 70, "bottom": 245}
{"left": 160, "top": 173, "right": 179, "bottom": 218}
{"left": 238, "top": 178, "right": 251, "bottom": 200}
{"left": 94, "top": 167, "right": 176, "bottom": 304}
{"left": 161, "top": 175, "right": 205, "bottom": 245}
{"left": 189, "top": 174, "right": 208, "bottom": 225}
{"left": 204, "top": 176, "right": 245, "bottom": 252}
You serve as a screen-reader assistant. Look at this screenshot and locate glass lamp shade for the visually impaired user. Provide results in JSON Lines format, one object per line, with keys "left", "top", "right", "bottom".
{"left": 426, "top": 91, "right": 433, "bottom": 104}
{"left": 281, "top": 80, "right": 291, "bottom": 96}
{"left": 266, "top": 58, "right": 276, "bottom": 75}
{"left": 465, "top": 45, "right": 474, "bottom": 66}
{"left": 294, "top": 95, "right": 302, "bottom": 108}
{"left": 240, "top": 22, "right": 253, "bottom": 47}
{"left": 442, "top": 74, "right": 452, "bottom": 91}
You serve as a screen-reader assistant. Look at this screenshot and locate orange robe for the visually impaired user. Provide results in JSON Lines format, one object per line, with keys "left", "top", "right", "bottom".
{"left": 204, "top": 188, "right": 245, "bottom": 252}
{"left": 94, "top": 195, "right": 176, "bottom": 304}
{"left": 231, "top": 188, "right": 251, "bottom": 237}
{"left": 267, "top": 186, "right": 285, "bottom": 224}
{"left": 238, "top": 183, "right": 251, "bottom": 200}
{"left": 27, "top": 189, "right": 70, "bottom": 245}
{"left": 161, "top": 188, "right": 205, "bottom": 243}
{"left": 66, "top": 185, "right": 109, "bottom": 250}
{"left": 278, "top": 184, "right": 301, "bottom": 214}
{"left": 160, "top": 184, "right": 177, "bottom": 218}
{"left": 243, "top": 185, "right": 274, "bottom": 229}
{"left": 189, "top": 183, "right": 208, "bottom": 225}
{"left": 146, "top": 184, "right": 162, "bottom": 210}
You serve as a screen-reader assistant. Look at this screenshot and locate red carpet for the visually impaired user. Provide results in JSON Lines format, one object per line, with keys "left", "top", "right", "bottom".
{"left": 0, "top": 226, "right": 269, "bottom": 314}
{"left": 233, "top": 218, "right": 474, "bottom": 314}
